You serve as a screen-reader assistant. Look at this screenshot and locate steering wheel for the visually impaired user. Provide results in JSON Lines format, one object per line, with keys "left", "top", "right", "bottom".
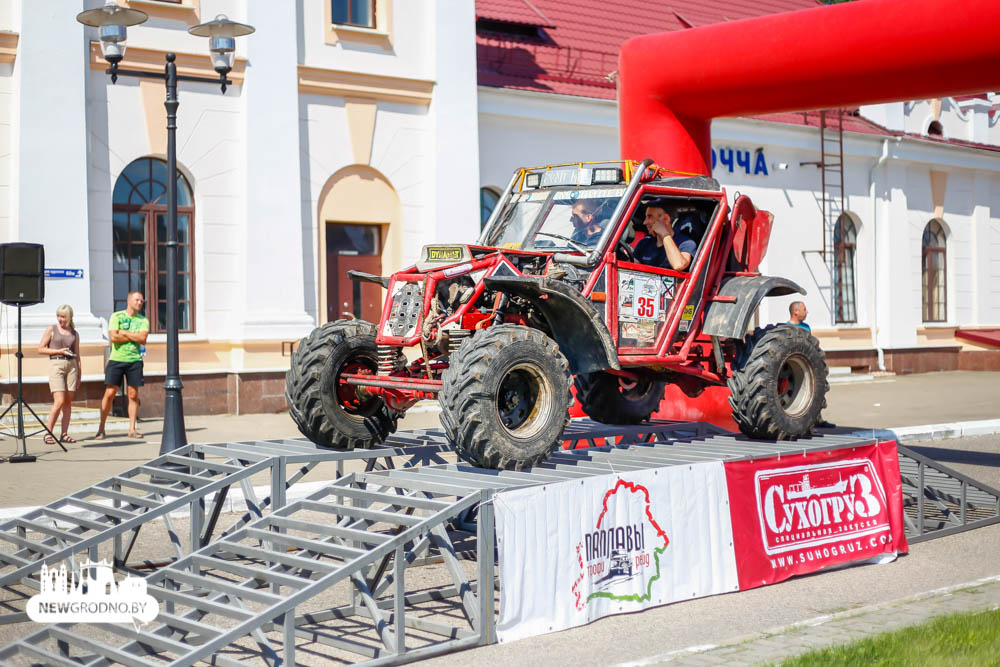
{"left": 617, "top": 238, "right": 636, "bottom": 262}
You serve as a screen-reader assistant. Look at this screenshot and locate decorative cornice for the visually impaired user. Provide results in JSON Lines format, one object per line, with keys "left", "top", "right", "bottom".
{"left": 0, "top": 32, "right": 18, "bottom": 66}
{"left": 298, "top": 65, "right": 434, "bottom": 106}
{"left": 121, "top": 0, "right": 200, "bottom": 26}
{"left": 89, "top": 42, "right": 246, "bottom": 85}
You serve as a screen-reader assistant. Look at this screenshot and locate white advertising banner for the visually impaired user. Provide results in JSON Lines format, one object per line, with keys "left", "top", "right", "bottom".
{"left": 495, "top": 462, "right": 739, "bottom": 643}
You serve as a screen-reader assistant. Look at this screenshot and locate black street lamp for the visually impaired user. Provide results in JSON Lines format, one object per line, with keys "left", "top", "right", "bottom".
{"left": 77, "top": 2, "right": 254, "bottom": 456}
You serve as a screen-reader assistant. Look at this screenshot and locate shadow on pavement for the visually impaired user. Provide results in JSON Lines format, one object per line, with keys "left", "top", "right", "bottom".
{"left": 905, "top": 445, "right": 1000, "bottom": 469}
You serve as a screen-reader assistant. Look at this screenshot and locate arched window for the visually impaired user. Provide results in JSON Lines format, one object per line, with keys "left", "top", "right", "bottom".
{"left": 833, "top": 214, "right": 857, "bottom": 324}
{"left": 112, "top": 158, "right": 195, "bottom": 332}
{"left": 480, "top": 187, "right": 500, "bottom": 230}
{"left": 922, "top": 220, "right": 947, "bottom": 322}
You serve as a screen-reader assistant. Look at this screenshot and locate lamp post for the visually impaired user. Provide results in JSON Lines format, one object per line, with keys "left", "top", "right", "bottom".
{"left": 77, "top": 2, "right": 254, "bottom": 456}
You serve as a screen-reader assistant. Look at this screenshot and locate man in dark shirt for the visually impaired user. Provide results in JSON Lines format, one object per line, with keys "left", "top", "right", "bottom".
{"left": 569, "top": 201, "right": 604, "bottom": 246}
{"left": 633, "top": 200, "right": 697, "bottom": 270}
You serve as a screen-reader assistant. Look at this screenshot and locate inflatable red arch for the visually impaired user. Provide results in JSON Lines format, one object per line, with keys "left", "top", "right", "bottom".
{"left": 618, "top": 0, "right": 1000, "bottom": 174}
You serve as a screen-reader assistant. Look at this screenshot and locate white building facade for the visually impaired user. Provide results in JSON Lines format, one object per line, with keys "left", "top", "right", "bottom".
{"left": 1, "top": 1, "right": 996, "bottom": 419}
{"left": 0, "top": 0, "right": 481, "bottom": 414}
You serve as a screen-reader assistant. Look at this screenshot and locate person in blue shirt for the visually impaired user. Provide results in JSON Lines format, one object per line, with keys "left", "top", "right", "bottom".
{"left": 633, "top": 200, "right": 697, "bottom": 270}
{"left": 787, "top": 301, "right": 811, "bottom": 332}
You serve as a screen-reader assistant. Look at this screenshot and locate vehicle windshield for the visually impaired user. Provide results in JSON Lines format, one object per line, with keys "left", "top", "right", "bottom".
{"left": 480, "top": 187, "right": 626, "bottom": 252}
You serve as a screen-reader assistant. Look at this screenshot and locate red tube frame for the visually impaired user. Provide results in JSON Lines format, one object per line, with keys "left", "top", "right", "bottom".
{"left": 618, "top": 0, "right": 1000, "bottom": 174}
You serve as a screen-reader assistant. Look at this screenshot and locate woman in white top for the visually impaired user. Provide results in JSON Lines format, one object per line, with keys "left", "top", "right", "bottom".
{"left": 37, "top": 304, "right": 81, "bottom": 444}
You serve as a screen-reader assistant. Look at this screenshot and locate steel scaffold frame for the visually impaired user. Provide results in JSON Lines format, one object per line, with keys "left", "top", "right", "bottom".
{"left": 0, "top": 420, "right": 996, "bottom": 665}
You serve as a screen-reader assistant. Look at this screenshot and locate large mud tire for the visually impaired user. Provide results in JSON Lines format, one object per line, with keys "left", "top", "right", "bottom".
{"left": 440, "top": 325, "right": 572, "bottom": 470}
{"left": 728, "top": 324, "right": 828, "bottom": 440}
{"left": 284, "top": 320, "right": 399, "bottom": 449}
{"left": 574, "top": 372, "right": 665, "bottom": 424}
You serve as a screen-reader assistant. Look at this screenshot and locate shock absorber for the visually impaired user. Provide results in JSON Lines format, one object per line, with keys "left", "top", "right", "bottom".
{"left": 448, "top": 329, "right": 471, "bottom": 355}
{"left": 377, "top": 345, "right": 401, "bottom": 375}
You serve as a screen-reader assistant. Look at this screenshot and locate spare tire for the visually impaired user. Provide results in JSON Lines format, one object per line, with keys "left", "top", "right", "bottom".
{"left": 728, "top": 324, "right": 828, "bottom": 440}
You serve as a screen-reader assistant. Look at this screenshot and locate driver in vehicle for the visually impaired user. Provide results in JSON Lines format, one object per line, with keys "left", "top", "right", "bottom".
{"left": 634, "top": 199, "right": 696, "bottom": 271}
{"left": 569, "top": 200, "right": 604, "bottom": 245}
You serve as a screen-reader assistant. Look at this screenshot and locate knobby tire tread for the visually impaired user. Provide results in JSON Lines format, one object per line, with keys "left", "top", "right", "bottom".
{"left": 727, "top": 324, "right": 828, "bottom": 440}
{"left": 440, "top": 325, "right": 571, "bottom": 470}
{"left": 284, "top": 320, "right": 398, "bottom": 449}
{"left": 574, "top": 372, "right": 665, "bottom": 425}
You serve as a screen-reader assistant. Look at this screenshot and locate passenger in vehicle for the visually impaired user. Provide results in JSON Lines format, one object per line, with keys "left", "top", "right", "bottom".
{"left": 570, "top": 200, "right": 604, "bottom": 245}
{"left": 634, "top": 199, "right": 697, "bottom": 271}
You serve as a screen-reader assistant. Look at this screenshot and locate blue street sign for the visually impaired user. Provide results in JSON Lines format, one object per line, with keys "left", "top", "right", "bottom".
{"left": 44, "top": 269, "right": 85, "bottom": 279}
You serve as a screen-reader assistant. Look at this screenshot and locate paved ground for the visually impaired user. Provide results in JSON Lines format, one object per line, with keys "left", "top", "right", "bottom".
{"left": 652, "top": 575, "right": 1000, "bottom": 666}
{"left": 0, "top": 370, "right": 997, "bottom": 664}
{"left": 820, "top": 370, "right": 1000, "bottom": 429}
{"left": 1, "top": 371, "right": 996, "bottom": 508}
{"left": 421, "top": 432, "right": 1000, "bottom": 667}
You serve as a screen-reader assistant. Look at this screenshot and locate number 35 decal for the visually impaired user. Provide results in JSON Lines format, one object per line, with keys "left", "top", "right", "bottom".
{"left": 636, "top": 295, "right": 658, "bottom": 319}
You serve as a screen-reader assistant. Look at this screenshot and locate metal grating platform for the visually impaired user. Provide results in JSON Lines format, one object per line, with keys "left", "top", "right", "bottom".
{"left": 0, "top": 421, "right": 713, "bottom": 628}
{"left": 0, "top": 420, "right": 997, "bottom": 665}
{"left": 0, "top": 430, "right": 458, "bottom": 625}
{"left": 898, "top": 445, "right": 1000, "bottom": 543}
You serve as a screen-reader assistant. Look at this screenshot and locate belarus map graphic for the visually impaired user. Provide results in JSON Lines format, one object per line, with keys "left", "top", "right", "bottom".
{"left": 572, "top": 479, "right": 670, "bottom": 610}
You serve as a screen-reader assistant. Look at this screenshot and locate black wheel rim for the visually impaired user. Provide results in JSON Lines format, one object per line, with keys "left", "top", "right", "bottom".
{"left": 496, "top": 363, "right": 552, "bottom": 438}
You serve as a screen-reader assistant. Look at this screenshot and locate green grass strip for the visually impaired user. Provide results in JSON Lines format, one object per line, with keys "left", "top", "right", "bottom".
{"left": 779, "top": 606, "right": 1000, "bottom": 666}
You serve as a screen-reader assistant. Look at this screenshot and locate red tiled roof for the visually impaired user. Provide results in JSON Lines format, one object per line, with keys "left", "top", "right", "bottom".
{"left": 745, "top": 110, "right": 888, "bottom": 136}
{"left": 746, "top": 110, "right": 1000, "bottom": 153}
{"left": 476, "top": 0, "right": 822, "bottom": 99}
{"left": 476, "top": 1, "right": 1000, "bottom": 153}
{"left": 477, "top": 0, "right": 556, "bottom": 28}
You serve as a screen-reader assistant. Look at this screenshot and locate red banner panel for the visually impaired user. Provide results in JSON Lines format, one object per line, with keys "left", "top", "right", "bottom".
{"left": 725, "top": 441, "right": 908, "bottom": 590}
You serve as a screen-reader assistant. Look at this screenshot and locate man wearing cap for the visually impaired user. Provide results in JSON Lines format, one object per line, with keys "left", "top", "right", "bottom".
{"left": 634, "top": 199, "right": 697, "bottom": 271}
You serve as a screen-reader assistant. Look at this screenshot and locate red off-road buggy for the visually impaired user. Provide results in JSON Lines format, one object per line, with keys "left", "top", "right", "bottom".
{"left": 286, "top": 160, "right": 828, "bottom": 469}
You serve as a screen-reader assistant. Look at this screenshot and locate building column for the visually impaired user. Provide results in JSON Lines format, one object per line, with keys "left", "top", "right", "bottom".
{"left": 430, "top": 0, "right": 481, "bottom": 243}
{"left": 238, "top": 2, "right": 314, "bottom": 340}
{"left": 970, "top": 172, "right": 991, "bottom": 324}
{"left": 875, "top": 162, "right": 916, "bottom": 352}
{"left": 8, "top": 0, "right": 102, "bottom": 341}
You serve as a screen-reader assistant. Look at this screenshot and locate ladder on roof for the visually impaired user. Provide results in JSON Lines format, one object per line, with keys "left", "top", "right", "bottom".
{"left": 819, "top": 109, "right": 845, "bottom": 265}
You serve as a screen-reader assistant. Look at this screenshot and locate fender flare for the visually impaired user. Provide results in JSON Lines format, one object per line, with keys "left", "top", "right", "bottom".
{"left": 702, "top": 275, "right": 806, "bottom": 340}
{"left": 483, "top": 275, "right": 620, "bottom": 374}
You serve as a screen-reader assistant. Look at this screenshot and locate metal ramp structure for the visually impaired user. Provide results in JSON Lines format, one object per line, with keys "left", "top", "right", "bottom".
{"left": 0, "top": 421, "right": 710, "bottom": 627}
{"left": 0, "top": 430, "right": 458, "bottom": 625}
{"left": 0, "top": 422, "right": 997, "bottom": 665}
{"left": 897, "top": 445, "right": 1000, "bottom": 543}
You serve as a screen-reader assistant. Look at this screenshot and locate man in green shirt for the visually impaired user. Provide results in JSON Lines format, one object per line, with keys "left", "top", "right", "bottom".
{"left": 97, "top": 291, "right": 149, "bottom": 439}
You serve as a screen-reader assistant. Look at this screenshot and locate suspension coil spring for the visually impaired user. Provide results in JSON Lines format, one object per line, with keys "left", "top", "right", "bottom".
{"left": 448, "top": 329, "right": 471, "bottom": 355}
{"left": 377, "top": 345, "right": 399, "bottom": 375}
